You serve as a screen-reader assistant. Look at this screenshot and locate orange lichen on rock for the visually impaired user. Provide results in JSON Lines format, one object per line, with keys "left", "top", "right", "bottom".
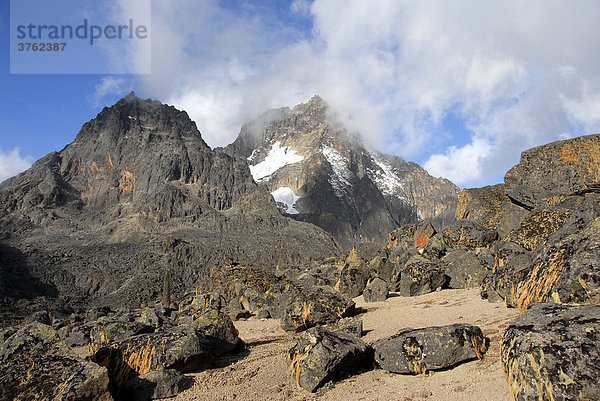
{"left": 119, "top": 167, "right": 136, "bottom": 194}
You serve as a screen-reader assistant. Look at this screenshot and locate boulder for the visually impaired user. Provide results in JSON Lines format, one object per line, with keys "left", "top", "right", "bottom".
{"left": 372, "top": 324, "right": 488, "bottom": 374}
{"left": 512, "top": 216, "right": 600, "bottom": 311}
{"left": 504, "top": 209, "right": 569, "bottom": 251}
{"left": 502, "top": 303, "right": 600, "bottom": 401}
{"left": 256, "top": 308, "right": 271, "bottom": 319}
{"left": 90, "top": 320, "right": 154, "bottom": 344}
{"left": 368, "top": 256, "right": 395, "bottom": 283}
{"left": 455, "top": 184, "right": 509, "bottom": 230}
{"left": 441, "top": 249, "right": 486, "bottom": 289}
{"left": 122, "top": 368, "right": 194, "bottom": 401}
{"left": 92, "top": 327, "right": 213, "bottom": 393}
{"left": 363, "top": 278, "right": 389, "bottom": 302}
{"left": 91, "top": 310, "right": 241, "bottom": 392}
{"left": 0, "top": 322, "right": 112, "bottom": 401}
{"left": 136, "top": 307, "right": 164, "bottom": 329}
{"left": 278, "top": 285, "right": 355, "bottom": 332}
{"left": 504, "top": 134, "right": 600, "bottom": 209}
{"left": 420, "top": 232, "right": 447, "bottom": 260}
{"left": 442, "top": 220, "right": 498, "bottom": 249}
{"left": 336, "top": 320, "right": 363, "bottom": 338}
{"left": 386, "top": 221, "right": 437, "bottom": 259}
{"left": 189, "top": 308, "right": 240, "bottom": 356}
{"left": 334, "top": 261, "right": 369, "bottom": 298}
{"left": 287, "top": 327, "right": 369, "bottom": 392}
{"left": 391, "top": 255, "right": 448, "bottom": 296}
{"left": 480, "top": 241, "right": 532, "bottom": 304}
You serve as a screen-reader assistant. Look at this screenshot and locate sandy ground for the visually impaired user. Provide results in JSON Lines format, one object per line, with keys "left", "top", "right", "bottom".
{"left": 174, "top": 288, "right": 519, "bottom": 401}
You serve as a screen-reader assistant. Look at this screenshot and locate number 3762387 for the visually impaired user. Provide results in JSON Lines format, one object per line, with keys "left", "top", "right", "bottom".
{"left": 17, "top": 43, "right": 67, "bottom": 51}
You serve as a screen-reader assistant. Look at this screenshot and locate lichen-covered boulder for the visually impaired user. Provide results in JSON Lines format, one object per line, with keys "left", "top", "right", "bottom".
{"left": 0, "top": 322, "right": 112, "bottom": 401}
{"left": 372, "top": 324, "right": 488, "bottom": 374}
{"left": 440, "top": 249, "right": 487, "bottom": 289}
{"left": 189, "top": 308, "right": 240, "bottom": 356}
{"left": 504, "top": 209, "right": 569, "bottom": 251}
{"left": 287, "top": 327, "right": 369, "bottom": 392}
{"left": 278, "top": 285, "right": 355, "bottom": 332}
{"left": 334, "top": 261, "right": 369, "bottom": 298}
{"left": 511, "top": 216, "right": 600, "bottom": 311}
{"left": 391, "top": 255, "right": 448, "bottom": 296}
{"left": 363, "top": 277, "right": 389, "bottom": 302}
{"left": 386, "top": 221, "right": 437, "bottom": 259}
{"left": 504, "top": 134, "right": 600, "bottom": 210}
{"left": 502, "top": 303, "right": 600, "bottom": 401}
{"left": 443, "top": 220, "right": 498, "bottom": 249}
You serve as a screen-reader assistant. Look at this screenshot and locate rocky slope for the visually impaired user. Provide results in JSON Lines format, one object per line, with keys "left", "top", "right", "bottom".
{"left": 222, "top": 96, "right": 459, "bottom": 248}
{"left": 0, "top": 93, "right": 339, "bottom": 325}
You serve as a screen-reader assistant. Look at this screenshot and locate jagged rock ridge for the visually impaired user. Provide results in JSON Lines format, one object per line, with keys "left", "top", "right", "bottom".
{"left": 222, "top": 96, "right": 459, "bottom": 248}
{"left": 0, "top": 93, "right": 339, "bottom": 325}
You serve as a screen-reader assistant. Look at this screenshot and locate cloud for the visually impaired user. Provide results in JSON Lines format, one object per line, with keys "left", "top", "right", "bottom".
{"left": 0, "top": 148, "right": 33, "bottom": 183}
{"left": 424, "top": 138, "right": 492, "bottom": 186}
{"left": 111, "top": 0, "right": 600, "bottom": 187}
{"left": 88, "top": 77, "right": 133, "bottom": 107}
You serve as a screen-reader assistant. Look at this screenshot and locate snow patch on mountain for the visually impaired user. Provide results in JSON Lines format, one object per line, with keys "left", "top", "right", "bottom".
{"left": 322, "top": 146, "right": 353, "bottom": 200}
{"left": 271, "top": 186, "right": 300, "bottom": 214}
{"left": 369, "top": 152, "right": 405, "bottom": 196}
{"left": 249, "top": 142, "right": 304, "bottom": 181}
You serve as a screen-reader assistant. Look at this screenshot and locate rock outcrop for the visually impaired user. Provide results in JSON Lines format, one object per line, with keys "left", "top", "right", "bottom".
{"left": 455, "top": 134, "right": 600, "bottom": 310}
{"left": 502, "top": 303, "right": 600, "bottom": 401}
{"left": 223, "top": 96, "right": 459, "bottom": 248}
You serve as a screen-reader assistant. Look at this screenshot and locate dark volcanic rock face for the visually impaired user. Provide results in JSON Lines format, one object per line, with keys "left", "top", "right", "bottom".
{"left": 222, "top": 96, "right": 459, "bottom": 248}
{"left": 0, "top": 93, "right": 339, "bottom": 325}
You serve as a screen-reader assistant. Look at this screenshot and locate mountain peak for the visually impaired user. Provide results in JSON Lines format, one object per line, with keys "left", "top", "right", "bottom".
{"left": 224, "top": 98, "right": 459, "bottom": 247}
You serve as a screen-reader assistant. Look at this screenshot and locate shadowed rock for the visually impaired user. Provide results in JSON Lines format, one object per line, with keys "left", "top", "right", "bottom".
{"left": 122, "top": 368, "right": 193, "bottom": 401}
{"left": 0, "top": 322, "right": 112, "bottom": 401}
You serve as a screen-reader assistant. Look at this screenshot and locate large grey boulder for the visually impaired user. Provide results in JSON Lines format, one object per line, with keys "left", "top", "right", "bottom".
{"left": 334, "top": 261, "right": 369, "bottom": 298}
{"left": 504, "top": 134, "right": 600, "bottom": 209}
{"left": 442, "top": 220, "right": 498, "bottom": 249}
{"left": 502, "top": 303, "right": 600, "bottom": 401}
{"left": 0, "top": 322, "right": 112, "bottom": 401}
{"left": 391, "top": 255, "right": 448, "bottom": 296}
{"left": 287, "top": 327, "right": 369, "bottom": 392}
{"left": 372, "top": 324, "right": 488, "bottom": 374}
{"left": 363, "top": 277, "right": 389, "bottom": 302}
{"left": 277, "top": 284, "right": 355, "bottom": 332}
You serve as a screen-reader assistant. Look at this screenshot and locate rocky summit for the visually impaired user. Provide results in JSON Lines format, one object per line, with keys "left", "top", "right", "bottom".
{"left": 0, "top": 92, "right": 339, "bottom": 325}
{"left": 222, "top": 96, "right": 459, "bottom": 248}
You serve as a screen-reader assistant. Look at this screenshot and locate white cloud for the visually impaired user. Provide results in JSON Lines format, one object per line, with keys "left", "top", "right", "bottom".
{"left": 424, "top": 138, "right": 492, "bottom": 186}
{"left": 110, "top": 0, "right": 600, "bottom": 187}
{"left": 88, "top": 77, "right": 133, "bottom": 107}
{"left": 0, "top": 148, "right": 33, "bottom": 183}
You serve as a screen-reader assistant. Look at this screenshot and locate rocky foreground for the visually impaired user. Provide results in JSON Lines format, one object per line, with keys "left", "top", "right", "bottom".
{"left": 1, "top": 96, "right": 600, "bottom": 400}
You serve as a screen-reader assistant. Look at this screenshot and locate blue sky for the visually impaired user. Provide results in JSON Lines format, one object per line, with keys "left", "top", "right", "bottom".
{"left": 2, "top": 0, "right": 600, "bottom": 187}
